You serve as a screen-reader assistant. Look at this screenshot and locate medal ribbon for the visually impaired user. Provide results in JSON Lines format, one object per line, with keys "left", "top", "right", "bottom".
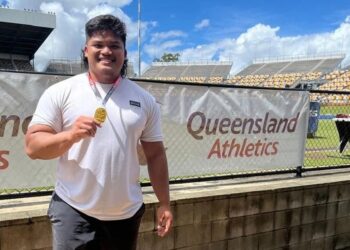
{"left": 88, "top": 72, "right": 122, "bottom": 106}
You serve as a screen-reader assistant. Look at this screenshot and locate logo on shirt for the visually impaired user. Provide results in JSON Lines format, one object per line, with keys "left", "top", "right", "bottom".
{"left": 129, "top": 100, "right": 141, "bottom": 107}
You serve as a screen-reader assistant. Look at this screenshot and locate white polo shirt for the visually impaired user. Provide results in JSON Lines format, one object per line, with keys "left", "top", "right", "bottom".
{"left": 30, "top": 73, "right": 163, "bottom": 220}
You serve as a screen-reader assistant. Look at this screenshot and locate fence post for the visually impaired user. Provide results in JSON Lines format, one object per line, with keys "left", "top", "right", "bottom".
{"left": 296, "top": 166, "right": 302, "bottom": 178}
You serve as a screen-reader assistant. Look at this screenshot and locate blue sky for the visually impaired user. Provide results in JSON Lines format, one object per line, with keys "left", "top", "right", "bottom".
{"left": 1, "top": 0, "right": 350, "bottom": 75}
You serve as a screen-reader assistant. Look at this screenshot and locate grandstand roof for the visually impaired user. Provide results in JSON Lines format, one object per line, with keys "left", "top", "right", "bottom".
{"left": 237, "top": 55, "right": 344, "bottom": 76}
{"left": 141, "top": 61, "right": 233, "bottom": 82}
{"left": 0, "top": 8, "right": 55, "bottom": 59}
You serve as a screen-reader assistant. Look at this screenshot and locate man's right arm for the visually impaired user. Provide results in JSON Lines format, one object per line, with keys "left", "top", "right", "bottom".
{"left": 25, "top": 116, "right": 100, "bottom": 160}
{"left": 25, "top": 124, "right": 76, "bottom": 160}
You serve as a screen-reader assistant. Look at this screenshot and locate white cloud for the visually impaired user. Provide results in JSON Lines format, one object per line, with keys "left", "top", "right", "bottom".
{"left": 345, "top": 16, "right": 350, "bottom": 23}
{"left": 179, "top": 18, "right": 350, "bottom": 75}
{"left": 150, "top": 30, "right": 186, "bottom": 43}
{"left": 142, "top": 30, "right": 186, "bottom": 64}
{"left": 195, "top": 19, "right": 210, "bottom": 30}
{"left": 40, "top": 2, "right": 64, "bottom": 13}
{"left": 144, "top": 40, "right": 182, "bottom": 59}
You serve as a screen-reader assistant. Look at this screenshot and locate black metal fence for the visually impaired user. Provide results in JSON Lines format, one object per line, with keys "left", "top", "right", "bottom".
{"left": 1, "top": 78, "right": 350, "bottom": 198}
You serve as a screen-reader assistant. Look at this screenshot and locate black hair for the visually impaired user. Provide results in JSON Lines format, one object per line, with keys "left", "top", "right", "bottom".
{"left": 81, "top": 14, "right": 128, "bottom": 77}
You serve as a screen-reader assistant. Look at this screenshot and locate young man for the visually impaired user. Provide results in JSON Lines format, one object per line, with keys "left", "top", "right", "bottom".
{"left": 25, "top": 14, "right": 172, "bottom": 250}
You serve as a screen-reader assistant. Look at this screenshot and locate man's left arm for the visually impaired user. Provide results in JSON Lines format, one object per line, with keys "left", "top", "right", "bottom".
{"left": 141, "top": 140, "right": 173, "bottom": 237}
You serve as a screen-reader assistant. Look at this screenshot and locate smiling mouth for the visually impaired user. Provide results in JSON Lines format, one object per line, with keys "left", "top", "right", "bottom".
{"left": 99, "top": 58, "right": 116, "bottom": 63}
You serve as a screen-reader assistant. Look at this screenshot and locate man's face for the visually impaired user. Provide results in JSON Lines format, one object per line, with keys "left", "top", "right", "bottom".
{"left": 84, "top": 30, "right": 125, "bottom": 82}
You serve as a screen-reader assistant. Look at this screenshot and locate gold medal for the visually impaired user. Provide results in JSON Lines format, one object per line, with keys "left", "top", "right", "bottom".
{"left": 94, "top": 107, "right": 107, "bottom": 123}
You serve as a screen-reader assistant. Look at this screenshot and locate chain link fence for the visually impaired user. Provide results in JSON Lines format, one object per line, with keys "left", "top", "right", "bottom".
{"left": 305, "top": 90, "right": 350, "bottom": 168}
{"left": 1, "top": 72, "right": 350, "bottom": 197}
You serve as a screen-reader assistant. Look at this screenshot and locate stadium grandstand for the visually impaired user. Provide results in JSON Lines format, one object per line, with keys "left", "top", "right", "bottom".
{"left": 226, "top": 54, "right": 345, "bottom": 89}
{"left": 139, "top": 54, "right": 350, "bottom": 96}
{"left": 0, "top": 7, "right": 55, "bottom": 72}
{"left": 45, "top": 59, "right": 136, "bottom": 77}
{"left": 140, "top": 61, "right": 233, "bottom": 83}
{"left": 45, "top": 59, "right": 84, "bottom": 75}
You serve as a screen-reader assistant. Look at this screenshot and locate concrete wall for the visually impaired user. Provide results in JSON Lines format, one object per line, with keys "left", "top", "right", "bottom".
{"left": 1, "top": 171, "right": 350, "bottom": 250}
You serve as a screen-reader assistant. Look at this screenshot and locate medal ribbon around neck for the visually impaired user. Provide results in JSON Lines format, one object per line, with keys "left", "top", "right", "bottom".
{"left": 88, "top": 73, "right": 122, "bottom": 124}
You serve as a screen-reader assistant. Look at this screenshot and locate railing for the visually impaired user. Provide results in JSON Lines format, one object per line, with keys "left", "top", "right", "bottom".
{"left": 152, "top": 60, "right": 233, "bottom": 66}
{"left": 1, "top": 72, "right": 350, "bottom": 198}
{"left": 253, "top": 53, "right": 345, "bottom": 64}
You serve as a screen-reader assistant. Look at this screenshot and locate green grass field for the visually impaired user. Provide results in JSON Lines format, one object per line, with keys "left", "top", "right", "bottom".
{"left": 304, "top": 104, "right": 350, "bottom": 167}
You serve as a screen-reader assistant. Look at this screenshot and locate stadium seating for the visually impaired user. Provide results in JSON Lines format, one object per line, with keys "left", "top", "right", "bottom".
{"left": 45, "top": 60, "right": 84, "bottom": 74}
{"left": 14, "top": 60, "right": 34, "bottom": 71}
{"left": 207, "top": 76, "right": 224, "bottom": 84}
{"left": 0, "top": 58, "right": 15, "bottom": 70}
{"left": 141, "top": 62, "right": 232, "bottom": 83}
{"left": 236, "top": 57, "right": 342, "bottom": 76}
{"left": 319, "top": 70, "right": 350, "bottom": 91}
{"left": 224, "top": 56, "right": 345, "bottom": 90}
{"left": 0, "top": 8, "right": 55, "bottom": 73}
{"left": 141, "top": 65, "right": 167, "bottom": 78}
{"left": 179, "top": 76, "right": 206, "bottom": 83}
{"left": 0, "top": 58, "right": 34, "bottom": 71}
{"left": 39, "top": 55, "right": 348, "bottom": 95}
{"left": 140, "top": 55, "right": 344, "bottom": 88}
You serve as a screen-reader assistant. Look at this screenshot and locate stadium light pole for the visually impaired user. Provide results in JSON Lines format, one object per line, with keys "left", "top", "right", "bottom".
{"left": 137, "top": 0, "right": 141, "bottom": 76}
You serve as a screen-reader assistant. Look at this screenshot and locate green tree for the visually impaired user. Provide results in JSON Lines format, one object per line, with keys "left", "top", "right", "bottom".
{"left": 153, "top": 53, "right": 180, "bottom": 62}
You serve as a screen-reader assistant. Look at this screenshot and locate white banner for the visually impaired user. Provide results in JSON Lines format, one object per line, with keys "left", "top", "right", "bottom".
{"left": 139, "top": 81, "right": 310, "bottom": 178}
{"left": 0, "top": 72, "right": 68, "bottom": 190}
{"left": 0, "top": 72, "right": 309, "bottom": 190}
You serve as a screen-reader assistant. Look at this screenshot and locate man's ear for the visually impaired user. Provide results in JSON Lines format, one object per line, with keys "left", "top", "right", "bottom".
{"left": 84, "top": 45, "right": 88, "bottom": 58}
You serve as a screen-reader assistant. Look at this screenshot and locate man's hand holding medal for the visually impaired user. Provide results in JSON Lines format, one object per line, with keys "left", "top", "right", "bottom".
{"left": 70, "top": 116, "right": 101, "bottom": 142}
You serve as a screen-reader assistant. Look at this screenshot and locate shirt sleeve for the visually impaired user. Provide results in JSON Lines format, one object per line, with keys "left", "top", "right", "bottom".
{"left": 29, "top": 86, "right": 63, "bottom": 133}
{"left": 140, "top": 97, "right": 163, "bottom": 142}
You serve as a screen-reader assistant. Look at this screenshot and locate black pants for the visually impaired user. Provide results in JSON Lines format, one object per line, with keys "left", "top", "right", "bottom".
{"left": 48, "top": 192, "right": 145, "bottom": 250}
